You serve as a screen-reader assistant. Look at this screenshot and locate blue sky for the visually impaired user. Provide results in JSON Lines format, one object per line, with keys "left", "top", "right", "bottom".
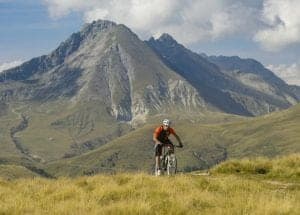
{"left": 0, "top": 0, "right": 83, "bottom": 62}
{"left": 1, "top": 0, "right": 300, "bottom": 85}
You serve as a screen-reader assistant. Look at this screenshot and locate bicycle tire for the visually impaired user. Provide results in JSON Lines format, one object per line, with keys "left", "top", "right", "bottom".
{"left": 166, "top": 154, "right": 177, "bottom": 175}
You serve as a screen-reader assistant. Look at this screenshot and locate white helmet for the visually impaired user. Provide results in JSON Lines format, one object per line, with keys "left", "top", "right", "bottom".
{"left": 162, "top": 119, "right": 170, "bottom": 126}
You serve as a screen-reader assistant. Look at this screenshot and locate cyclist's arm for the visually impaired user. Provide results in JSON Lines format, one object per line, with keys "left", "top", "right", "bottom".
{"left": 170, "top": 128, "right": 183, "bottom": 147}
{"left": 173, "top": 133, "right": 183, "bottom": 147}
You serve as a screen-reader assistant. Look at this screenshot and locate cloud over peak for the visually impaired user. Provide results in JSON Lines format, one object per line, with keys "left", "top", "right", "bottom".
{"left": 43, "top": 0, "right": 259, "bottom": 44}
{"left": 43, "top": 0, "right": 300, "bottom": 51}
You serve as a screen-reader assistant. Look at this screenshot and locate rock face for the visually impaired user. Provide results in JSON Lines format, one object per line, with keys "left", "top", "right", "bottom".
{"left": 0, "top": 20, "right": 205, "bottom": 123}
{"left": 147, "top": 34, "right": 299, "bottom": 116}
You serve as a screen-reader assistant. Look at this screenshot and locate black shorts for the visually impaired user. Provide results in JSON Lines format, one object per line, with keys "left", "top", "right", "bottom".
{"left": 155, "top": 139, "right": 174, "bottom": 156}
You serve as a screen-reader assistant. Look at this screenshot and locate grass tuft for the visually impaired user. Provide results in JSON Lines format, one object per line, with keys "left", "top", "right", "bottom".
{"left": 211, "top": 154, "right": 300, "bottom": 181}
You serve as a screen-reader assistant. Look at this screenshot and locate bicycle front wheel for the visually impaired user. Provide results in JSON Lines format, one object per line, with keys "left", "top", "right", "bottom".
{"left": 166, "top": 154, "right": 177, "bottom": 175}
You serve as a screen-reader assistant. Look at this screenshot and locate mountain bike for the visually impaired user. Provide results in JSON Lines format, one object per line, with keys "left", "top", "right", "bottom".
{"left": 157, "top": 145, "right": 180, "bottom": 176}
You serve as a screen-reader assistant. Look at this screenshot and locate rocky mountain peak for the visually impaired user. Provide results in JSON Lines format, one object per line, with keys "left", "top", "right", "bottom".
{"left": 157, "top": 33, "right": 178, "bottom": 45}
{"left": 0, "top": 20, "right": 119, "bottom": 83}
{"left": 80, "top": 20, "right": 117, "bottom": 36}
{"left": 52, "top": 20, "right": 118, "bottom": 60}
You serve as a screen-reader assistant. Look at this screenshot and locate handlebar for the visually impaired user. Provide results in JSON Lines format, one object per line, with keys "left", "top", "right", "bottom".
{"left": 154, "top": 142, "right": 183, "bottom": 148}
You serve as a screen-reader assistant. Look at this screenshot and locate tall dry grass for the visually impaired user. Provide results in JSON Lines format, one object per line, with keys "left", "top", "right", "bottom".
{"left": 211, "top": 153, "right": 300, "bottom": 181}
{"left": 0, "top": 172, "right": 299, "bottom": 215}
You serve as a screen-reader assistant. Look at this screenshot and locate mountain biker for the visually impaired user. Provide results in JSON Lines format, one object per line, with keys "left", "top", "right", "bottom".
{"left": 153, "top": 119, "right": 183, "bottom": 175}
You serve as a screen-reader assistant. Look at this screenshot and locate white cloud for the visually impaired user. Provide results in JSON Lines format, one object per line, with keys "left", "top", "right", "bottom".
{"left": 84, "top": 8, "right": 109, "bottom": 23}
{"left": 43, "top": 0, "right": 300, "bottom": 51}
{"left": 42, "top": 0, "right": 262, "bottom": 45}
{"left": 43, "top": 0, "right": 101, "bottom": 18}
{"left": 0, "top": 60, "right": 24, "bottom": 73}
{"left": 267, "top": 63, "right": 300, "bottom": 86}
{"left": 254, "top": 0, "right": 300, "bottom": 51}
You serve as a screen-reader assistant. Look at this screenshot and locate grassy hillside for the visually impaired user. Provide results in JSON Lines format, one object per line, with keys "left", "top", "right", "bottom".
{"left": 0, "top": 100, "right": 132, "bottom": 160}
{"left": 44, "top": 111, "right": 244, "bottom": 177}
{"left": 0, "top": 100, "right": 243, "bottom": 176}
{"left": 0, "top": 102, "right": 299, "bottom": 177}
{"left": 219, "top": 104, "right": 300, "bottom": 158}
{"left": 0, "top": 154, "right": 299, "bottom": 214}
{"left": 45, "top": 104, "right": 300, "bottom": 177}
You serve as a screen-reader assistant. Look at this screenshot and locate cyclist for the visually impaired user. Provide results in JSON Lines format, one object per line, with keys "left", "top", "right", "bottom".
{"left": 153, "top": 119, "right": 183, "bottom": 175}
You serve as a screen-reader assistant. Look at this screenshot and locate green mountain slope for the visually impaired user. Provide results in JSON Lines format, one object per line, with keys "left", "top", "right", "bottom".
{"left": 45, "top": 104, "right": 300, "bottom": 177}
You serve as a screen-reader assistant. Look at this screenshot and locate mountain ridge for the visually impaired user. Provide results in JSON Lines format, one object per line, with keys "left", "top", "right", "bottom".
{"left": 147, "top": 34, "right": 299, "bottom": 116}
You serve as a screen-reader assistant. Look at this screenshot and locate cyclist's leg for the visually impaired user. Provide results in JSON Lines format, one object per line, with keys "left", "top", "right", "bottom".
{"left": 155, "top": 144, "right": 162, "bottom": 173}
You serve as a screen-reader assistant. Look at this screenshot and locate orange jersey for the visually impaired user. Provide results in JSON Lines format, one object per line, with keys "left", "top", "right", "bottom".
{"left": 154, "top": 126, "right": 176, "bottom": 141}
